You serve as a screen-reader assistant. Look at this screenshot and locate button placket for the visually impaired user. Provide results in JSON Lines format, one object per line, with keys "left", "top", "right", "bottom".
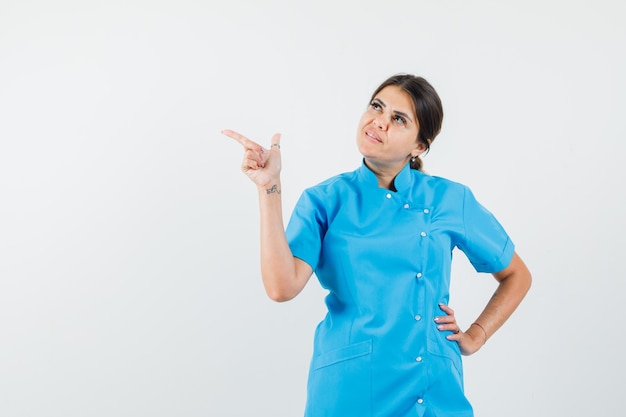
{"left": 413, "top": 267, "right": 426, "bottom": 369}
{"left": 412, "top": 205, "right": 432, "bottom": 387}
{"left": 420, "top": 207, "right": 431, "bottom": 239}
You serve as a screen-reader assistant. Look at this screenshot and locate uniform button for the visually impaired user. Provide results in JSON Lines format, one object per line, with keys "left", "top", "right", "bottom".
{"left": 415, "top": 356, "right": 423, "bottom": 362}
{"left": 417, "top": 398, "right": 424, "bottom": 404}
{"left": 404, "top": 203, "right": 410, "bottom": 209}
{"left": 420, "top": 232, "right": 427, "bottom": 237}
{"left": 423, "top": 208, "right": 430, "bottom": 214}
{"left": 414, "top": 315, "right": 422, "bottom": 321}
{"left": 385, "top": 193, "right": 392, "bottom": 199}
{"left": 416, "top": 272, "right": 422, "bottom": 278}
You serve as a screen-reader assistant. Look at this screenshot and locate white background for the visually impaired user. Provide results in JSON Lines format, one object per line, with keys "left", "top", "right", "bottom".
{"left": 1, "top": 0, "right": 624, "bottom": 416}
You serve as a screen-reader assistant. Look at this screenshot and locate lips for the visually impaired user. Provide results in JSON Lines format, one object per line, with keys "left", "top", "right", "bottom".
{"left": 365, "top": 129, "right": 382, "bottom": 143}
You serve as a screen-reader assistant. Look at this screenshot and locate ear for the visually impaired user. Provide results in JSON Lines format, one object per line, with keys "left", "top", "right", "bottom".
{"left": 412, "top": 143, "right": 427, "bottom": 156}
{"left": 412, "top": 138, "right": 432, "bottom": 156}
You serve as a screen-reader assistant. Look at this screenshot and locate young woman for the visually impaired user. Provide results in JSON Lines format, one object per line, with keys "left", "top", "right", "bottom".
{"left": 223, "top": 74, "right": 531, "bottom": 417}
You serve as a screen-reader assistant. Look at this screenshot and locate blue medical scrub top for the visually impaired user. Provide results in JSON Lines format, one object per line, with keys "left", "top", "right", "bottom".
{"left": 286, "top": 161, "right": 515, "bottom": 417}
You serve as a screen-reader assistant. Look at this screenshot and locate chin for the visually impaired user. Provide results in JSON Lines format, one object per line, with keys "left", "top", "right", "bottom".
{"left": 356, "top": 142, "right": 371, "bottom": 158}
{"left": 357, "top": 137, "right": 380, "bottom": 155}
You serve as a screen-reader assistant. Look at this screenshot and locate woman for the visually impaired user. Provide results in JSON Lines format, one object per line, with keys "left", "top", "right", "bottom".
{"left": 222, "top": 74, "right": 531, "bottom": 417}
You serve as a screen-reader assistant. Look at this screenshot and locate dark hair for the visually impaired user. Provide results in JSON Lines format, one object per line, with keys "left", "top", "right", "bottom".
{"left": 370, "top": 74, "right": 444, "bottom": 171}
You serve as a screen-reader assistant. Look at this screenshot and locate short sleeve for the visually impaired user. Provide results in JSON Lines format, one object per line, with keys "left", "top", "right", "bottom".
{"left": 285, "top": 189, "right": 327, "bottom": 271}
{"left": 457, "top": 186, "right": 515, "bottom": 273}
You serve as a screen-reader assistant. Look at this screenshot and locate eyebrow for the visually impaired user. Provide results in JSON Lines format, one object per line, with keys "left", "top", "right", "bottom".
{"left": 372, "top": 98, "right": 414, "bottom": 123}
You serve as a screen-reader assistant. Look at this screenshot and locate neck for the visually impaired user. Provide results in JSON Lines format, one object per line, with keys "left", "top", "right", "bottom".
{"left": 364, "top": 159, "right": 407, "bottom": 190}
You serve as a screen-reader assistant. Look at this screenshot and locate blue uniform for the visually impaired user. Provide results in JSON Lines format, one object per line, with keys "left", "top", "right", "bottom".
{"left": 286, "top": 161, "right": 515, "bottom": 417}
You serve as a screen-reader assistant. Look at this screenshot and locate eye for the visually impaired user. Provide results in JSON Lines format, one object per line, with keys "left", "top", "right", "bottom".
{"left": 369, "top": 101, "right": 382, "bottom": 111}
{"left": 393, "top": 115, "right": 407, "bottom": 125}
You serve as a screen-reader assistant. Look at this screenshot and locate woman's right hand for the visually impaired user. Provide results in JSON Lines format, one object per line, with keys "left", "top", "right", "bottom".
{"left": 222, "top": 129, "right": 282, "bottom": 188}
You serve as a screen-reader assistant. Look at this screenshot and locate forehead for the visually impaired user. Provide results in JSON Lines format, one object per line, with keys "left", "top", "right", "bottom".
{"left": 374, "top": 85, "right": 415, "bottom": 115}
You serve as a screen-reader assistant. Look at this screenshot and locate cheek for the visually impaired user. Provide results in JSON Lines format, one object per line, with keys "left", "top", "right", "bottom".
{"left": 357, "top": 114, "right": 368, "bottom": 129}
{"left": 359, "top": 109, "right": 376, "bottom": 125}
{"left": 356, "top": 117, "right": 368, "bottom": 140}
{"left": 399, "top": 132, "right": 420, "bottom": 150}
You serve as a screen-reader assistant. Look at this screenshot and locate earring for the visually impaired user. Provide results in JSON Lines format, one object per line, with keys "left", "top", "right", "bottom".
{"left": 411, "top": 156, "right": 416, "bottom": 163}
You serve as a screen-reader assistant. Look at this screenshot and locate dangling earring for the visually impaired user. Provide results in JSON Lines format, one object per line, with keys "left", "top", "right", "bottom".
{"left": 411, "top": 156, "right": 416, "bottom": 164}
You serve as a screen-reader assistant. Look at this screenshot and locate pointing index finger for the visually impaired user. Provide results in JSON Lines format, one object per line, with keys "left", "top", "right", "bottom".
{"left": 221, "top": 129, "right": 258, "bottom": 149}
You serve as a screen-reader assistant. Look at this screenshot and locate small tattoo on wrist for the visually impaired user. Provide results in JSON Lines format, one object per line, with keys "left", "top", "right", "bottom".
{"left": 266, "top": 184, "right": 281, "bottom": 195}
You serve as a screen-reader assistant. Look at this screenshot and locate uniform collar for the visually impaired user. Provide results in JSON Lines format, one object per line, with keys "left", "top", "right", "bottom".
{"left": 357, "top": 159, "right": 413, "bottom": 192}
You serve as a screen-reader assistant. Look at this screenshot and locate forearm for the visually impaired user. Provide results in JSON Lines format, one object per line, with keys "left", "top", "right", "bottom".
{"left": 257, "top": 180, "right": 302, "bottom": 302}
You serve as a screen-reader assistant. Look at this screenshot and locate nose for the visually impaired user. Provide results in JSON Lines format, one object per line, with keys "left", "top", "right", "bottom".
{"left": 374, "top": 115, "right": 387, "bottom": 130}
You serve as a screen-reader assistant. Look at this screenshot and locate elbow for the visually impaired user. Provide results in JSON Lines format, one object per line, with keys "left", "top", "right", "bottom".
{"left": 265, "top": 287, "right": 297, "bottom": 303}
{"left": 525, "top": 270, "right": 533, "bottom": 293}
{"left": 261, "top": 267, "right": 304, "bottom": 302}
{"left": 520, "top": 258, "right": 533, "bottom": 293}
{"left": 514, "top": 266, "right": 532, "bottom": 298}
{"left": 263, "top": 278, "right": 299, "bottom": 302}
{"left": 515, "top": 268, "right": 532, "bottom": 295}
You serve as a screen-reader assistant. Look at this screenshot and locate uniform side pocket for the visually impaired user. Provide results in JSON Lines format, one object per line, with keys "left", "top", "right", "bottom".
{"left": 311, "top": 339, "right": 372, "bottom": 370}
{"left": 305, "top": 340, "right": 373, "bottom": 417}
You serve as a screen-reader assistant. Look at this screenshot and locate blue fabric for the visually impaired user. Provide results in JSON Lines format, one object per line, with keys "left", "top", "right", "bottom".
{"left": 286, "top": 161, "right": 515, "bottom": 417}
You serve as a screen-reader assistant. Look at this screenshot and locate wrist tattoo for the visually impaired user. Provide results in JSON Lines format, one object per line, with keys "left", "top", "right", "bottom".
{"left": 266, "top": 184, "right": 281, "bottom": 195}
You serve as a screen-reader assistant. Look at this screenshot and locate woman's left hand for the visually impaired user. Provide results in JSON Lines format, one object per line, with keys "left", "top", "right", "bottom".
{"left": 435, "top": 303, "right": 485, "bottom": 356}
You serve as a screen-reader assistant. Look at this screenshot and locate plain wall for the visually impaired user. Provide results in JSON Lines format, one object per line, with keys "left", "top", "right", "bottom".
{"left": 1, "top": 0, "right": 624, "bottom": 415}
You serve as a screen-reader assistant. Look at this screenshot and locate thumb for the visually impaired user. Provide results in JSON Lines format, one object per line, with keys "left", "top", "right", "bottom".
{"left": 270, "top": 133, "right": 281, "bottom": 150}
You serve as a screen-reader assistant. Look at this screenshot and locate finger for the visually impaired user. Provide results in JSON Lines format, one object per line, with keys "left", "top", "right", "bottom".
{"left": 438, "top": 303, "right": 454, "bottom": 315}
{"left": 222, "top": 129, "right": 262, "bottom": 150}
{"left": 243, "top": 150, "right": 263, "bottom": 170}
{"left": 245, "top": 149, "right": 262, "bottom": 163}
{"left": 269, "top": 133, "right": 282, "bottom": 150}
{"left": 437, "top": 322, "right": 461, "bottom": 333}
{"left": 434, "top": 315, "right": 456, "bottom": 324}
{"left": 446, "top": 332, "right": 463, "bottom": 341}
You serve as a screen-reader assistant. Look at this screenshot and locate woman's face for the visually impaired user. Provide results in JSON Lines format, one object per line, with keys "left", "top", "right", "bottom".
{"left": 356, "top": 85, "right": 425, "bottom": 169}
